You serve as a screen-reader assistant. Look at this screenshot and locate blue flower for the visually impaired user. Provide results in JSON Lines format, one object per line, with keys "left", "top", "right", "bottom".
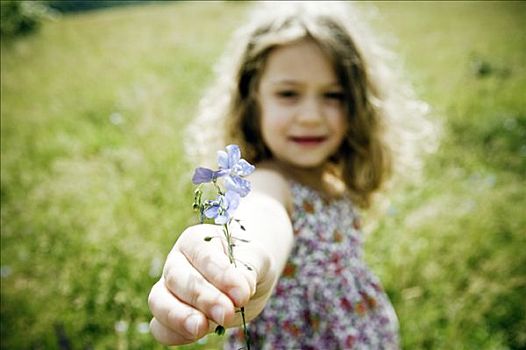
{"left": 224, "top": 174, "right": 251, "bottom": 197}
{"left": 191, "top": 145, "right": 254, "bottom": 189}
{"left": 192, "top": 167, "right": 226, "bottom": 185}
{"left": 217, "top": 145, "right": 254, "bottom": 176}
{"left": 217, "top": 144, "right": 255, "bottom": 197}
{"left": 203, "top": 191, "right": 240, "bottom": 225}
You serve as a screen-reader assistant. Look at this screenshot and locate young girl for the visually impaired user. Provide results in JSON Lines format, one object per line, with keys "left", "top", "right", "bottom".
{"left": 149, "top": 2, "right": 432, "bottom": 349}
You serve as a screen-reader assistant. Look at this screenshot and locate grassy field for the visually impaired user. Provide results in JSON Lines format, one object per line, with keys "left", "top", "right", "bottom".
{"left": 1, "top": 2, "right": 525, "bottom": 349}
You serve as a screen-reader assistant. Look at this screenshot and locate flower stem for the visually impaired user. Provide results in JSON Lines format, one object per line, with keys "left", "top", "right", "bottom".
{"left": 223, "top": 223, "right": 250, "bottom": 349}
{"left": 240, "top": 306, "right": 250, "bottom": 350}
{"left": 223, "top": 224, "right": 236, "bottom": 267}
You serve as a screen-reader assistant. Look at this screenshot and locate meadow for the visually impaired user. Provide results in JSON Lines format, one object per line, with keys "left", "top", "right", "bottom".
{"left": 1, "top": 2, "right": 525, "bottom": 349}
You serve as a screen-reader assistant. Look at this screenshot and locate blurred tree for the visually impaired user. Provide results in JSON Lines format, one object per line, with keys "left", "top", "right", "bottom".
{"left": 46, "top": 0, "right": 151, "bottom": 13}
{"left": 0, "top": 0, "right": 52, "bottom": 38}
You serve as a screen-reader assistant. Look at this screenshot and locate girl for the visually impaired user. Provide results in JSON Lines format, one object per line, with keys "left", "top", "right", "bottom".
{"left": 149, "top": 2, "right": 433, "bottom": 349}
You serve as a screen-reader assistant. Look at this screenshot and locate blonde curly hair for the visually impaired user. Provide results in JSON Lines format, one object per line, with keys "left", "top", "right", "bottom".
{"left": 186, "top": 2, "right": 437, "bottom": 209}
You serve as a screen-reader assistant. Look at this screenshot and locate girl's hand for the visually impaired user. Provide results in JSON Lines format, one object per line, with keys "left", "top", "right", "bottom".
{"left": 148, "top": 224, "right": 274, "bottom": 345}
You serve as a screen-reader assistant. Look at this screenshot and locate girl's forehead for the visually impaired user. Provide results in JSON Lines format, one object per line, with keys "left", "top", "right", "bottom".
{"left": 260, "top": 39, "right": 339, "bottom": 86}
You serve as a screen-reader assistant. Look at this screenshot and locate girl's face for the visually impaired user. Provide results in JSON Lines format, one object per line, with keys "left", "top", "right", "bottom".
{"left": 257, "top": 39, "right": 347, "bottom": 170}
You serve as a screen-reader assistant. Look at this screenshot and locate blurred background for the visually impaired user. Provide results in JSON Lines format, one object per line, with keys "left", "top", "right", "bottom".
{"left": 1, "top": 1, "right": 525, "bottom": 349}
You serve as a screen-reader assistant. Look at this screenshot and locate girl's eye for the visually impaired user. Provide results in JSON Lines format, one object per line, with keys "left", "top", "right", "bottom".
{"left": 324, "top": 92, "right": 345, "bottom": 101}
{"left": 276, "top": 91, "right": 299, "bottom": 99}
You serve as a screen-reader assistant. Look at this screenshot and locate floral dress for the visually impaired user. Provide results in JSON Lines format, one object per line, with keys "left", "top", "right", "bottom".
{"left": 225, "top": 181, "right": 400, "bottom": 349}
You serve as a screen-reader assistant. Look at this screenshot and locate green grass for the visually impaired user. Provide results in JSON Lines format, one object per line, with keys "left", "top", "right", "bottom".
{"left": 1, "top": 2, "right": 525, "bottom": 349}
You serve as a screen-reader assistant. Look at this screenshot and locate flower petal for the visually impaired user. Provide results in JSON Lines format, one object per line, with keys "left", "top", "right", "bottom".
{"left": 233, "top": 159, "right": 255, "bottom": 177}
{"left": 225, "top": 175, "right": 251, "bottom": 197}
{"left": 225, "top": 191, "right": 240, "bottom": 211}
{"left": 215, "top": 214, "right": 229, "bottom": 225}
{"left": 226, "top": 144, "right": 241, "bottom": 168}
{"left": 204, "top": 205, "right": 219, "bottom": 219}
{"left": 217, "top": 150, "right": 229, "bottom": 170}
{"left": 214, "top": 169, "right": 229, "bottom": 178}
{"left": 192, "top": 167, "right": 215, "bottom": 184}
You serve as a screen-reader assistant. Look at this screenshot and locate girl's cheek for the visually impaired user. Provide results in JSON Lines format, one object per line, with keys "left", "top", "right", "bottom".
{"left": 324, "top": 105, "right": 346, "bottom": 123}
{"left": 264, "top": 106, "right": 291, "bottom": 125}
{"left": 323, "top": 101, "right": 344, "bottom": 113}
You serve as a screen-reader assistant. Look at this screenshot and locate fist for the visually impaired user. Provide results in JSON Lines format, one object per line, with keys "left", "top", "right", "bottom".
{"left": 148, "top": 224, "right": 273, "bottom": 345}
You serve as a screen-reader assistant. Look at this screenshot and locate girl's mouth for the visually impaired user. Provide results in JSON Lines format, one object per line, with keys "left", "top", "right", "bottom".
{"left": 289, "top": 136, "right": 327, "bottom": 146}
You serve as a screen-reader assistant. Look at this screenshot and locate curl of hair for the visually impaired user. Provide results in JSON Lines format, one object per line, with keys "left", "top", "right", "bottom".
{"left": 186, "top": 2, "right": 439, "bottom": 210}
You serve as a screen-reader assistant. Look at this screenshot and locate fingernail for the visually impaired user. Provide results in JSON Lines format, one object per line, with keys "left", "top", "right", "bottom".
{"left": 184, "top": 314, "right": 202, "bottom": 337}
{"left": 229, "top": 287, "right": 244, "bottom": 305}
{"left": 210, "top": 305, "right": 225, "bottom": 325}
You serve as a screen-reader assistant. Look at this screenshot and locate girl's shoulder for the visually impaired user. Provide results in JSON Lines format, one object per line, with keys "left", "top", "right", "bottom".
{"left": 250, "top": 161, "right": 293, "bottom": 214}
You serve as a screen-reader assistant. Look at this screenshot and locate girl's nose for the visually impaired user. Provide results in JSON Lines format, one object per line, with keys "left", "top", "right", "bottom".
{"left": 297, "top": 96, "right": 323, "bottom": 124}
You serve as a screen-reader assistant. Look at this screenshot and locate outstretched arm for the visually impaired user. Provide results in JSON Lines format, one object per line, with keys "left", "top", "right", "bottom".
{"left": 148, "top": 168, "right": 294, "bottom": 345}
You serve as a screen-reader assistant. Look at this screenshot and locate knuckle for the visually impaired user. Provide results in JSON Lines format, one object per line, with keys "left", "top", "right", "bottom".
{"left": 188, "top": 283, "right": 201, "bottom": 307}
{"left": 176, "top": 225, "right": 204, "bottom": 247}
{"left": 195, "top": 285, "right": 230, "bottom": 317}
{"left": 162, "top": 260, "right": 174, "bottom": 281}
{"left": 149, "top": 319, "right": 159, "bottom": 339}
{"left": 164, "top": 269, "right": 179, "bottom": 290}
{"left": 217, "top": 265, "right": 234, "bottom": 285}
{"left": 147, "top": 285, "right": 157, "bottom": 311}
{"left": 191, "top": 284, "right": 222, "bottom": 310}
{"left": 166, "top": 307, "right": 183, "bottom": 328}
{"left": 175, "top": 230, "right": 190, "bottom": 248}
{"left": 150, "top": 319, "right": 170, "bottom": 345}
{"left": 186, "top": 244, "right": 201, "bottom": 265}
